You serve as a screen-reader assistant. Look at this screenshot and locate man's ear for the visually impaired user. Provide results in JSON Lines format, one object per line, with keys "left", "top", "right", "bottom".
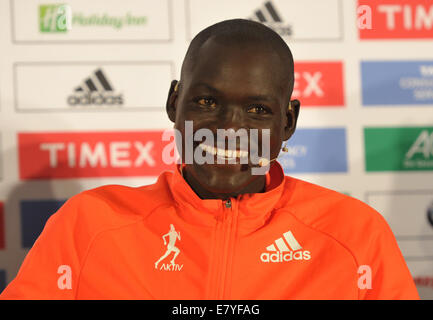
{"left": 166, "top": 79, "right": 179, "bottom": 123}
{"left": 283, "top": 99, "right": 301, "bottom": 141}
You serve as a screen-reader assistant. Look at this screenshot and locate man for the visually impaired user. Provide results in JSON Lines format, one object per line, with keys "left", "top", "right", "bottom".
{"left": 0, "top": 19, "right": 419, "bottom": 299}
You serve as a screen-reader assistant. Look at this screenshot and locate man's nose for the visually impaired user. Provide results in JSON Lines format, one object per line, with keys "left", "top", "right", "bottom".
{"left": 219, "top": 105, "right": 245, "bottom": 130}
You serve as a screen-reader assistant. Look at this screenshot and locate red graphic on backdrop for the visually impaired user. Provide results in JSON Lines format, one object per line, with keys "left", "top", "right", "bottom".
{"left": 18, "top": 131, "right": 174, "bottom": 179}
{"left": 359, "top": 0, "right": 433, "bottom": 39}
{"left": 292, "top": 62, "right": 344, "bottom": 107}
{"left": 0, "top": 202, "right": 4, "bottom": 250}
{"left": 414, "top": 276, "right": 433, "bottom": 289}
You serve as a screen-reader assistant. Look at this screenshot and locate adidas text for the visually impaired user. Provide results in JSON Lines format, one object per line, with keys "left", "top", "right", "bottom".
{"left": 67, "top": 92, "right": 123, "bottom": 106}
{"left": 260, "top": 250, "right": 311, "bottom": 263}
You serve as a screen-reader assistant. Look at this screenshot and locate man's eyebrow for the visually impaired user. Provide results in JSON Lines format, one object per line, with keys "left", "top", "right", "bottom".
{"left": 190, "top": 82, "right": 220, "bottom": 93}
{"left": 191, "top": 83, "right": 278, "bottom": 103}
{"left": 247, "top": 95, "right": 278, "bottom": 103}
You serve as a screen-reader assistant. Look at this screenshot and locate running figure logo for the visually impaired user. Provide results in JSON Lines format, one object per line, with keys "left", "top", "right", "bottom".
{"left": 155, "top": 224, "right": 183, "bottom": 271}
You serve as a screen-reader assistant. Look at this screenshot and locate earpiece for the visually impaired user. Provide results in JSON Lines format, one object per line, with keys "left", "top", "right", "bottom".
{"left": 255, "top": 141, "right": 289, "bottom": 167}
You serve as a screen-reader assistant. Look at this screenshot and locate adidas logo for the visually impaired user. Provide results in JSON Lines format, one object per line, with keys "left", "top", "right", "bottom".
{"left": 260, "top": 230, "right": 311, "bottom": 263}
{"left": 67, "top": 68, "right": 123, "bottom": 106}
{"left": 249, "top": 1, "right": 292, "bottom": 36}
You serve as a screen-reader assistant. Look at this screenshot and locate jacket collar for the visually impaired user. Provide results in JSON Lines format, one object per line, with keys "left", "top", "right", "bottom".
{"left": 167, "top": 161, "right": 287, "bottom": 231}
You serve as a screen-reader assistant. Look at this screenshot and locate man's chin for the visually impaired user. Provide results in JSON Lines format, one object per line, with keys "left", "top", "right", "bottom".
{"left": 188, "top": 162, "right": 260, "bottom": 196}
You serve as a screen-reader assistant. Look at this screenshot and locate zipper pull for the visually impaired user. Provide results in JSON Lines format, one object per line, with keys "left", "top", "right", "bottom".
{"left": 225, "top": 199, "right": 232, "bottom": 209}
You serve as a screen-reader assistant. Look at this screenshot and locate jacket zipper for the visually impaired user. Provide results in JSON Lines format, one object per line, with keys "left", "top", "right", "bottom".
{"left": 216, "top": 198, "right": 235, "bottom": 299}
{"left": 225, "top": 199, "right": 232, "bottom": 209}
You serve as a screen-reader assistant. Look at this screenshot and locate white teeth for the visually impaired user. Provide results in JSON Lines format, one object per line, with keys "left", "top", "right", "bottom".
{"left": 198, "top": 143, "right": 249, "bottom": 159}
{"left": 198, "top": 144, "right": 207, "bottom": 152}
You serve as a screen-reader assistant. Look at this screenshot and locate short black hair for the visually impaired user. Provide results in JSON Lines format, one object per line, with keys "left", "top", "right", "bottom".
{"left": 180, "top": 18, "right": 294, "bottom": 93}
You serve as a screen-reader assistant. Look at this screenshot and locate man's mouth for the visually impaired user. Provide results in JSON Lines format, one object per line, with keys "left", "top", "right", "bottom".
{"left": 197, "top": 142, "right": 249, "bottom": 160}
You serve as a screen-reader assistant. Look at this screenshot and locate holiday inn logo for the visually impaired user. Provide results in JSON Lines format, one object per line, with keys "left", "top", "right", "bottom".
{"left": 38, "top": 3, "right": 147, "bottom": 33}
{"left": 365, "top": 127, "right": 433, "bottom": 171}
{"left": 39, "top": 4, "right": 71, "bottom": 32}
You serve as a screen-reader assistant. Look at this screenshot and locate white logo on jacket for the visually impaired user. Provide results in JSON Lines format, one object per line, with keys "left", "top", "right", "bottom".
{"left": 155, "top": 224, "right": 184, "bottom": 271}
{"left": 261, "top": 230, "right": 311, "bottom": 263}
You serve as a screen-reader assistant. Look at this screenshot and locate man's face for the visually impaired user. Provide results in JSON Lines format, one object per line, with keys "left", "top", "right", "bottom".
{"left": 167, "top": 38, "right": 295, "bottom": 198}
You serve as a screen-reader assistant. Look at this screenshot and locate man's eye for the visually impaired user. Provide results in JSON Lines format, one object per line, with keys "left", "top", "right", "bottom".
{"left": 197, "top": 97, "right": 216, "bottom": 108}
{"left": 247, "top": 105, "right": 270, "bottom": 114}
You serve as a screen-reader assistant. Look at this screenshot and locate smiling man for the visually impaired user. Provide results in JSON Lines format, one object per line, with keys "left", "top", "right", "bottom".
{"left": 167, "top": 18, "right": 296, "bottom": 199}
{"left": 0, "top": 19, "right": 419, "bottom": 300}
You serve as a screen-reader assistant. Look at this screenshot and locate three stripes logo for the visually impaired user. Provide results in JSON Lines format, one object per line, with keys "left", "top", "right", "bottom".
{"left": 260, "top": 230, "right": 311, "bottom": 263}
{"left": 67, "top": 68, "right": 123, "bottom": 106}
{"left": 249, "top": 1, "right": 292, "bottom": 36}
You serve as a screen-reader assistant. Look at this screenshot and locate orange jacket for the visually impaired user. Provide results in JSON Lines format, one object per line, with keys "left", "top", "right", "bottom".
{"left": 0, "top": 162, "right": 419, "bottom": 299}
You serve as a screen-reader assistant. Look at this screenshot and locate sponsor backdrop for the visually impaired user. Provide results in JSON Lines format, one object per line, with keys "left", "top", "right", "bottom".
{"left": 0, "top": 0, "right": 432, "bottom": 299}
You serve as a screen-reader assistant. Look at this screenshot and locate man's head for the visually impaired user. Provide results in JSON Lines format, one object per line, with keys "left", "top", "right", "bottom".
{"left": 166, "top": 19, "right": 300, "bottom": 199}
